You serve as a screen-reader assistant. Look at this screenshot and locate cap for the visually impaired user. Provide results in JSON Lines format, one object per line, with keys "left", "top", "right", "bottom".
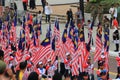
{"left": 9, "top": 56, "right": 14, "bottom": 61}
{"left": 88, "top": 56, "right": 91, "bottom": 60}
{"left": 25, "top": 55, "right": 31, "bottom": 60}
{"left": 82, "top": 72, "right": 88, "bottom": 76}
{"left": 38, "top": 62, "right": 42, "bottom": 65}
{"left": 101, "top": 55, "right": 105, "bottom": 59}
{"left": 66, "top": 52, "right": 70, "bottom": 56}
{"left": 48, "top": 59, "right": 51, "bottom": 62}
{"left": 0, "top": 60, "right": 6, "bottom": 74}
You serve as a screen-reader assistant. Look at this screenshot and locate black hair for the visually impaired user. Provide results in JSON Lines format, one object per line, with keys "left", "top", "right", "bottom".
{"left": 53, "top": 72, "right": 62, "bottom": 80}
{"left": 100, "top": 71, "right": 106, "bottom": 76}
{"left": 0, "top": 50, "right": 4, "bottom": 58}
{"left": 19, "top": 61, "right": 27, "bottom": 70}
{"left": 28, "top": 72, "right": 39, "bottom": 80}
{"left": 38, "top": 11, "right": 41, "bottom": 14}
{"left": 87, "top": 20, "right": 91, "bottom": 22}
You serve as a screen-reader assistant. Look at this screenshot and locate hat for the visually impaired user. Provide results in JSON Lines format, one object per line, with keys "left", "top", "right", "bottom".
{"left": 38, "top": 62, "right": 42, "bottom": 65}
{"left": 66, "top": 52, "right": 70, "bottom": 56}
{"left": 82, "top": 72, "right": 88, "bottom": 76}
{"left": 88, "top": 56, "right": 91, "bottom": 60}
{"left": 27, "top": 63, "right": 32, "bottom": 68}
{"left": 0, "top": 60, "right": 6, "bottom": 74}
{"left": 47, "top": 59, "right": 51, "bottom": 62}
{"left": 25, "top": 55, "right": 31, "bottom": 60}
{"left": 9, "top": 56, "right": 14, "bottom": 61}
{"left": 101, "top": 55, "right": 105, "bottom": 58}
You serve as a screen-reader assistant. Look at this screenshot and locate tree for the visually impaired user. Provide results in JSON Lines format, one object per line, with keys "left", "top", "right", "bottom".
{"left": 85, "top": 0, "right": 120, "bottom": 13}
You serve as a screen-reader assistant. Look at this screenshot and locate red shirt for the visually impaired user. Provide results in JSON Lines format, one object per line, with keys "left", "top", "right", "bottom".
{"left": 113, "top": 19, "right": 118, "bottom": 28}
{"left": 22, "top": 0, "right": 28, "bottom": 3}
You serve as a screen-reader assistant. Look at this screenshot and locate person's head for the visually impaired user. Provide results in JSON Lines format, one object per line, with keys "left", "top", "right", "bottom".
{"left": 87, "top": 56, "right": 91, "bottom": 64}
{"left": 66, "top": 52, "right": 71, "bottom": 60}
{"left": 100, "top": 71, "right": 107, "bottom": 79}
{"left": 99, "top": 62, "right": 105, "bottom": 69}
{"left": 38, "top": 11, "right": 41, "bottom": 14}
{"left": 53, "top": 71, "right": 62, "bottom": 80}
{"left": 19, "top": 61, "right": 27, "bottom": 70}
{"left": 0, "top": 60, "right": 6, "bottom": 74}
{"left": 113, "top": 17, "right": 117, "bottom": 20}
{"left": 46, "top": 2, "right": 48, "bottom": 6}
{"left": 0, "top": 50, "right": 4, "bottom": 60}
{"left": 28, "top": 72, "right": 39, "bottom": 80}
{"left": 87, "top": 20, "right": 91, "bottom": 24}
{"left": 65, "top": 74, "right": 71, "bottom": 80}
{"left": 72, "top": 75, "right": 78, "bottom": 80}
{"left": 69, "top": 8, "right": 72, "bottom": 11}
{"left": 77, "top": 7, "right": 80, "bottom": 11}
{"left": 111, "top": 4, "right": 114, "bottom": 7}
{"left": 48, "top": 59, "right": 52, "bottom": 65}
{"left": 119, "top": 52, "right": 120, "bottom": 57}
{"left": 82, "top": 72, "right": 89, "bottom": 80}
{"left": 38, "top": 62, "right": 43, "bottom": 68}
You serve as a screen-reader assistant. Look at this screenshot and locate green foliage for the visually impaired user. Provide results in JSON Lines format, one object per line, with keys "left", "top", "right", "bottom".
{"left": 85, "top": 0, "right": 120, "bottom": 13}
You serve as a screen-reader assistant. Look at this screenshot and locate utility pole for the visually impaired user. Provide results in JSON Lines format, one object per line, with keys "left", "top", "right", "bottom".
{"left": 79, "top": 0, "right": 84, "bottom": 20}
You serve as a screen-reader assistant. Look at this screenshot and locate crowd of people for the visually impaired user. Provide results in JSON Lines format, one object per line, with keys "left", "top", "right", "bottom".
{"left": 0, "top": 0, "right": 120, "bottom": 80}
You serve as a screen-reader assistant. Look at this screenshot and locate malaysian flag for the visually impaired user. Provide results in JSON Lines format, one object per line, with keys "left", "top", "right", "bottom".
{"left": 94, "top": 24, "right": 103, "bottom": 63}
{"left": 104, "top": 28, "right": 109, "bottom": 71}
{"left": 73, "top": 27, "right": 79, "bottom": 51}
{"left": 13, "top": 11, "right": 17, "bottom": 27}
{"left": 32, "top": 26, "right": 51, "bottom": 65}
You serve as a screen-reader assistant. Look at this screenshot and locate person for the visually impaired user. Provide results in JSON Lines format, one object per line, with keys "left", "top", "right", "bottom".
{"left": 46, "top": 59, "right": 57, "bottom": 78}
{"left": 98, "top": 71, "right": 107, "bottom": 80}
{"left": 37, "top": 11, "right": 42, "bottom": 34}
{"left": 45, "top": 2, "right": 52, "bottom": 23}
{"left": 90, "top": 5, "right": 98, "bottom": 26}
{"left": 53, "top": 71, "right": 62, "bottom": 80}
{"left": 112, "top": 17, "right": 119, "bottom": 52}
{"left": 29, "top": 0, "right": 36, "bottom": 10}
{"left": 116, "top": 72, "right": 120, "bottom": 79}
{"left": 64, "top": 74, "right": 71, "bottom": 80}
{"left": 0, "top": 60, "right": 8, "bottom": 80}
{"left": 72, "top": 75, "right": 78, "bottom": 80}
{"left": 98, "top": 53, "right": 105, "bottom": 69}
{"left": 22, "top": 0, "right": 28, "bottom": 11}
{"left": 117, "top": 3, "right": 120, "bottom": 25}
{"left": 16, "top": 61, "right": 29, "bottom": 80}
{"left": 82, "top": 72, "right": 90, "bottom": 80}
{"left": 28, "top": 72, "right": 40, "bottom": 80}
{"left": 116, "top": 52, "right": 120, "bottom": 73}
{"left": 98, "top": 5, "right": 104, "bottom": 24}
{"left": 83, "top": 56, "right": 94, "bottom": 80}
{"left": 103, "top": 16, "right": 110, "bottom": 33}
{"left": 0, "top": 46, "right": 4, "bottom": 61}
{"left": 109, "top": 4, "right": 115, "bottom": 28}
{"left": 63, "top": 52, "right": 72, "bottom": 77}
{"left": 75, "top": 7, "right": 83, "bottom": 27}
{"left": 87, "top": 20, "right": 93, "bottom": 38}
{"left": 41, "top": 0, "right": 46, "bottom": 13}
{"left": 13, "top": 2, "right": 17, "bottom": 11}
{"left": 97, "top": 60, "right": 108, "bottom": 80}
{"left": 66, "top": 8, "right": 73, "bottom": 23}
{"left": 36, "top": 62, "right": 46, "bottom": 78}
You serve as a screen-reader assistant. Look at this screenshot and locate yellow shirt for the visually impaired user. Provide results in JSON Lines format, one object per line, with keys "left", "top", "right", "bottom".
{"left": 19, "top": 71, "right": 23, "bottom": 80}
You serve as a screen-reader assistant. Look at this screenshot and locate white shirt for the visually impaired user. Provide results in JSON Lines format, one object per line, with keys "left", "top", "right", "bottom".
{"left": 109, "top": 7, "right": 114, "bottom": 14}
{"left": 45, "top": 5, "right": 52, "bottom": 15}
{"left": 109, "top": 7, "right": 115, "bottom": 18}
{"left": 114, "top": 8, "right": 118, "bottom": 18}
{"left": 38, "top": 68, "right": 46, "bottom": 75}
{"left": 37, "top": 13, "right": 42, "bottom": 23}
{"left": 47, "top": 65, "right": 56, "bottom": 77}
